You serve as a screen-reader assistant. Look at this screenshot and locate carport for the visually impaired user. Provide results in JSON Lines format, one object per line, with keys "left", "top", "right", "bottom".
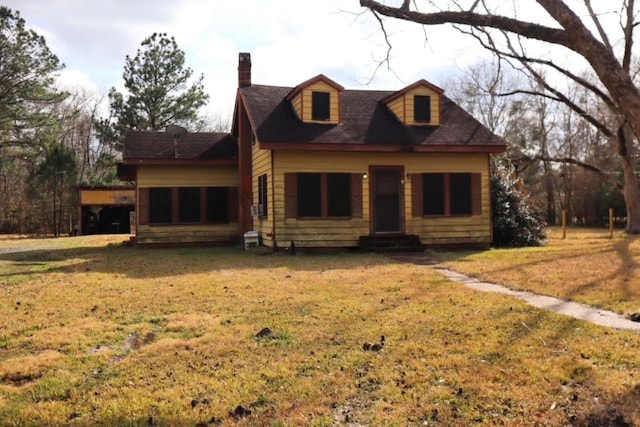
{"left": 78, "top": 186, "right": 135, "bottom": 235}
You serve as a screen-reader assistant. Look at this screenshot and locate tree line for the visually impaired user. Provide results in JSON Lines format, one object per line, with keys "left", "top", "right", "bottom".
{"left": 2, "top": 2, "right": 633, "bottom": 241}
{"left": 0, "top": 8, "right": 215, "bottom": 235}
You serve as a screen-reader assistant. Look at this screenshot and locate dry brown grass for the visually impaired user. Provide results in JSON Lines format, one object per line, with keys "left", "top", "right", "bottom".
{"left": 436, "top": 227, "right": 640, "bottom": 315}
{"left": 1, "top": 233, "right": 639, "bottom": 426}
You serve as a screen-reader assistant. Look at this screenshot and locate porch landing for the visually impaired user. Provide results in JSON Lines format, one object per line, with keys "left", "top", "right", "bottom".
{"left": 358, "top": 234, "right": 423, "bottom": 253}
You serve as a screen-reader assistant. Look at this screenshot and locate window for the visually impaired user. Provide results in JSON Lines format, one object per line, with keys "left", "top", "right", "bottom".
{"left": 414, "top": 95, "right": 431, "bottom": 123}
{"left": 312, "top": 91, "right": 330, "bottom": 121}
{"left": 292, "top": 172, "right": 354, "bottom": 218}
{"left": 206, "top": 187, "right": 229, "bottom": 223}
{"left": 178, "top": 187, "right": 201, "bottom": 223}
{"left": 422, "top": 174, "right": 445, "bottom": 216}
{"left": 297, "top": 173, "right": 322, "bottom": 217}
{"left": 140, "top": 186, "right": 237, "bottom": 226}
{"left": 258, "top": 174, "right": 268, "bottom": 218}
{"left": 149, "top": 188, "right": 172, "bottom": 224}
{"left": 417, "top": 173, "right": 477, "bottom": 216}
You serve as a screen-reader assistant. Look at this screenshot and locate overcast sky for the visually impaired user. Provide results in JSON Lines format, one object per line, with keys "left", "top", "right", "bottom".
{"left": 6, "top": 1, "right": 562, "bottom": 121}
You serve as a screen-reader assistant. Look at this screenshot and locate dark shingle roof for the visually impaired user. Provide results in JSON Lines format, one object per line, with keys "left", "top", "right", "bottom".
{"left": 122, "top": 131, "right": 238, "bottom": 160}
{"left": 239, "top": 84, "right": 506, "bottom": 149}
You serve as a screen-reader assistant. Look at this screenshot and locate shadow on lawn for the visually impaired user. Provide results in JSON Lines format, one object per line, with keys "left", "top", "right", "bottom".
{"left": 399, "top": 249, "right": 640, "bottom": 425}
{"left": 481, "top": 303, "right": 640, "bottom": 426}
{"left": 0, "top": 241, "right": 403, "bottom": 280}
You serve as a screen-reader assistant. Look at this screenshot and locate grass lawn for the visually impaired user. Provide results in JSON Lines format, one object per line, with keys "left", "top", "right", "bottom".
{"left": 1, "top": 231, "right": 639, "bottom": 426}
{"left": 436, "top": 227, "right": 640, "bottom": 316}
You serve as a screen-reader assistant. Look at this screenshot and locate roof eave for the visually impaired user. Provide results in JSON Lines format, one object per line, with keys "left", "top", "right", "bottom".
{"left": 122, "top": 158, "right": 239, "bottom": 166}
{"left": 258, "top": 141, "right": 507, "bottom": 153}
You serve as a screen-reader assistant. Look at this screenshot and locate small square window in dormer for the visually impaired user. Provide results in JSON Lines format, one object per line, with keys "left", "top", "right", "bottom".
{"left": 312, "top": 91, "right": 330, "bottom": 121}
{"left": 414, "top": 95, "right": 431, "bottom": 123}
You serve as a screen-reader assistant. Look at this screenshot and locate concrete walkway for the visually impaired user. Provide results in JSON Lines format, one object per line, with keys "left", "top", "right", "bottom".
{"left": 435, "top": 267, "right": 640, "bottom": 332}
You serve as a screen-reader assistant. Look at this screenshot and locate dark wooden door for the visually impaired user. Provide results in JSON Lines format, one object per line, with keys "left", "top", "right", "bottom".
{"left": 372, "top": 168, "right": 403, "bottom": 233}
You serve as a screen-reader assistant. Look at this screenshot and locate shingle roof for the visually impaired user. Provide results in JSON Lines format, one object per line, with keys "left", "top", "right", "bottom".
{"left": 122, "top": 131, "right": 238, "bottom": 160}
{"left": 239, "top": 84, "right": 506, "bottom": 150}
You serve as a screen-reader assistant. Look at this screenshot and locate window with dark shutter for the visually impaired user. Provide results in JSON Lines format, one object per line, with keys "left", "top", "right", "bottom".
{"left": 312, "top": 91, "right": 330, "bottom": 121}
{"left": 138, "top": 188, "right": 149, "bottom": 225}
{"left": 414, "top": 95, "right": 431, "bottom": 123}
{"left": 149, "top": 188, "right": 172, "bottom": 224}
{"left": 258, "top": 174, "right": 268, "bottom": 218}
{"left": 289, "top": 172, "right": 354, "bottom": 218}
{"left": 419, "top": 172, "right": 479, "bottom": 216}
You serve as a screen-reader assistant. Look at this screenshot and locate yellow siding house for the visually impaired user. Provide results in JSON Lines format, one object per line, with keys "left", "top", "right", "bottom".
{"left": 120, "top": 52, "right": 506, "bottom": 249}
{"left": 233, "top": 52, "right": 506, "bottom": 250}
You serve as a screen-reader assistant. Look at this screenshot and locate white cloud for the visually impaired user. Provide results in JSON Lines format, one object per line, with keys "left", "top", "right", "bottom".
{"left": 8, "top": 0, "right": 555, "bottom": 121}
{"left": 56, "top": 69, "right": 99, "bottom": 95}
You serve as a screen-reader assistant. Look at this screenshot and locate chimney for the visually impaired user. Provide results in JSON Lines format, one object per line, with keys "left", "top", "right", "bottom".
{"left": 238, "top": 52, "right": 251, "bottom": 88}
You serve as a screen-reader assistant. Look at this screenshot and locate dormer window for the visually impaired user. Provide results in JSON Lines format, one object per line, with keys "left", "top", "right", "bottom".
{"left": 312, "top": 91, "right": 330, "bottom": 121}
{"left": 414, "top": 95, "right": 431, "bottom": 123}
{"left": 382, "top": 80, "right": 442, "bottom": 126}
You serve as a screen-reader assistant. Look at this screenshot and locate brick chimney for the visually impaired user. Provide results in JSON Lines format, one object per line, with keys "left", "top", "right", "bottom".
{"left": 238, "top": 52, "right": 251, "bottom": 88}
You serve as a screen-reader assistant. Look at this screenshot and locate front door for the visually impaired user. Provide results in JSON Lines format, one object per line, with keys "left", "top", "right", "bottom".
{"left": 371, "top": 167, "right": 404, "bottom": 234}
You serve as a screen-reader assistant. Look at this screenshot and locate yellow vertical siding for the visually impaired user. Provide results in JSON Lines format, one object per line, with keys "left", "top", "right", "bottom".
{"left": 300, "top": 81, "right": 340, "bottom": 124}
{"left": 251, "top": 143, "right": 274, "bottom": 245}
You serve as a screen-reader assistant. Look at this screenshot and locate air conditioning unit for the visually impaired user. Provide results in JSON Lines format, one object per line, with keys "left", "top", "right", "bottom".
{"left": 251, "top": 204, "right": 263, "bottom": 217}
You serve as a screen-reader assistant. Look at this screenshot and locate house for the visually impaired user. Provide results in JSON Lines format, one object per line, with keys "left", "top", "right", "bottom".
{"left": 120, "top": 131, "right": 239, "bottom": 245}
{"left": 120, "top": 52, "right": 507, "bottom": 248}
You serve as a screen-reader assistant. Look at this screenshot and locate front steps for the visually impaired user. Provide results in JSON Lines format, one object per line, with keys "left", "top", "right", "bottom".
{"left": 359, "top": 234, "right": 424, "bottom": 253}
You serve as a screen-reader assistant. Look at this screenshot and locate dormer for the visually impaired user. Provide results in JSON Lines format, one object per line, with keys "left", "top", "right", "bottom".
{"left": 286, "top": 75, "right": 344, "bottom": 124}
{"left": 382, "top": 80, "right": 444, "bottom": 126}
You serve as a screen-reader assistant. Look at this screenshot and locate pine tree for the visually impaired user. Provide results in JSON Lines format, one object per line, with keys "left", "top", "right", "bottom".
{"left": 96, "top": 32, "right": 209, "bottom": 151}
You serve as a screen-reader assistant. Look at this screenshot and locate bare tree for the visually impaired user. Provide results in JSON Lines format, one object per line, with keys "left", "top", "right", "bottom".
{"left": 360, "top": 0, "right": 640, "bottom": 233}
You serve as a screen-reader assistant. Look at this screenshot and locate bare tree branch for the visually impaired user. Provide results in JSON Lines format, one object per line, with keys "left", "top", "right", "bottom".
{"left": 584, "top": 0, "right": 613, "bottom": 53}
{"left": 516, "top": 154, "right": 623, "bottom": 189}
{"left": 621, "top": 0, "right": 635, "bottom": 72}
{"left": 359, "top": 0, "right": 570, "bottom": 46}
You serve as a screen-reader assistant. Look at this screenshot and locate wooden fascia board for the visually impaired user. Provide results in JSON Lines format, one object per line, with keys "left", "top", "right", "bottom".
{"left": 381, "top": 79, "right": 445, "bottom": 104}
{"left": 122, "top": 158, "right": 239, "bottom": 166}
{"left": 231, "top": 89, "right": 241, "bottom": 136}
{"left": 237, "top": 91, "right": 259, "bottom": 139}
{"left": 258, "top": 141, "right": 506, "bottom": 153}
{"left": 285, "top": 74, "right": 345, "bottom": 100}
